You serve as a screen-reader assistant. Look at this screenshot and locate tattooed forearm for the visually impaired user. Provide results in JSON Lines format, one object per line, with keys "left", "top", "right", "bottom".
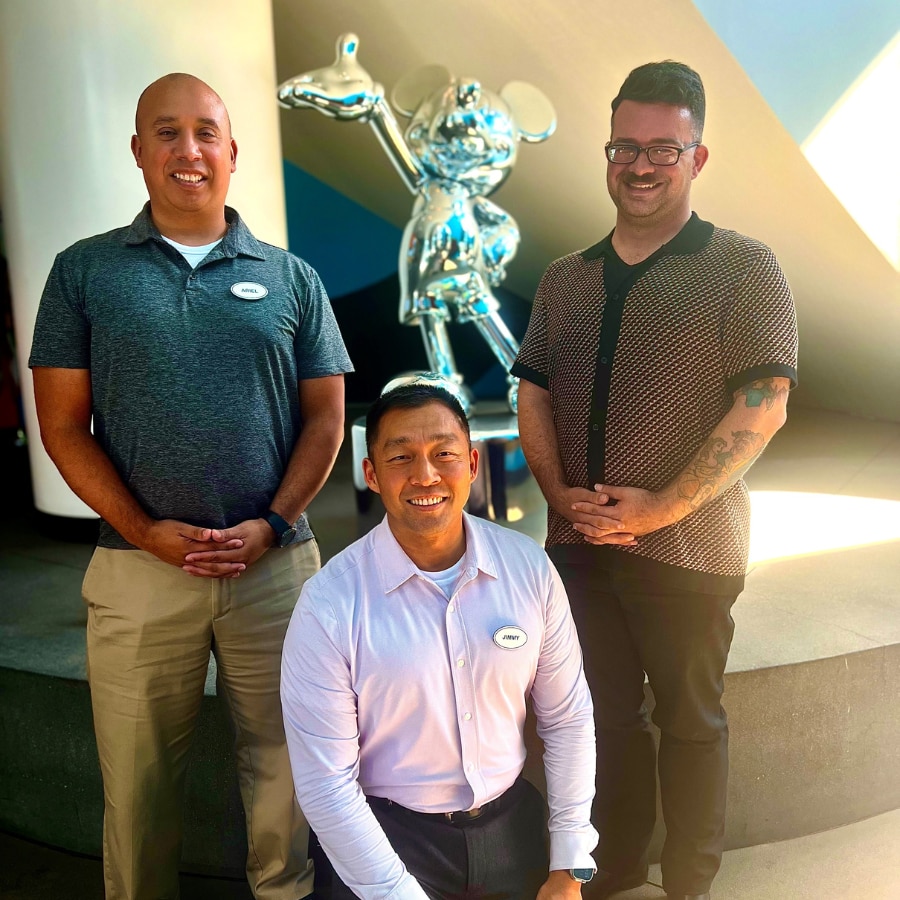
{"left": 675, "top": 429, "right": 766, "bottom": 511}
{"left": 649, "top": 377, "right": 789, "bottom": 526}
{"left": 737, "top": 378, "right": 789, "bottom": 410}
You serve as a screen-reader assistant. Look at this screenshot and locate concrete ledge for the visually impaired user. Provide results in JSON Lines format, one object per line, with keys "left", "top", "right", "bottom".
{"left": 723, "top": 643, "right": 900, "bottom": 849}
{"left": 5, "top": 635, "right": 897, "bottom": 872}
{"left": 0, "top": 666, "right": 247, "bottom": 877}
{"left": 521, "top": 639, "right": 900, "bottom": 863}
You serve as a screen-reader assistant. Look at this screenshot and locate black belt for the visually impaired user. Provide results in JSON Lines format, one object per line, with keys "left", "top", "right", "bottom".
{"left": 367, "top": 777, "right": 523, "bottom": 826}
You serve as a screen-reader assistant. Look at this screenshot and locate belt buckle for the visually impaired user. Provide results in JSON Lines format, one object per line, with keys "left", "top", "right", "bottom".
{"left": 446, "top": 806, "right": 482, "bottom": 824}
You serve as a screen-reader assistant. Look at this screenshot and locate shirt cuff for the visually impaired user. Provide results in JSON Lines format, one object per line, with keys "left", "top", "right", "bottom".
{"left": 384, "top": 872, "right": 431, "bottom": 900}
{"left": 549, "top": 827, "right": 599, "bottom": 873}
{"left": 509, "top": 360, "right": 548, "bottom": 390}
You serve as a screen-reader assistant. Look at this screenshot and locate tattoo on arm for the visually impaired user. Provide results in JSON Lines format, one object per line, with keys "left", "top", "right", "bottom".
{"left": 738, "top": 378, "right": 789, "bottom": 410}
{"left": 676, "top": 429, "right": 766, "bottom": 511}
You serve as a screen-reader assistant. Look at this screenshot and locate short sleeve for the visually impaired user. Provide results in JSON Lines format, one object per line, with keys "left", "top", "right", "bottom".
{"left": 510, "top": 267, "right": 552, "bottom": 389}
{"left": 292, "top": 260, "right": 354, "bottom": 380}
{"left": 721, "top": 245, "right": 798, "bottom": 393}
{"left": 28, "top": 252, "right": 91, "bottom": 369}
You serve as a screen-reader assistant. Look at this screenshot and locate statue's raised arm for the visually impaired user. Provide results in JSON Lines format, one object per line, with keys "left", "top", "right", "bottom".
{"left": 277, "top": 33, "right": 381, "bottom": 120}
{"left": 278, "top": 33, "right": 423, "bottom": 193}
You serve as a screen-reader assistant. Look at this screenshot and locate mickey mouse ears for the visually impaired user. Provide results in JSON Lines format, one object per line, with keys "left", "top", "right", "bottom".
{"left": 391, "top": 65, "right": 557, "bottom": 144}
{"left": 500, "top": 81, "right": 557, "bottom": 143}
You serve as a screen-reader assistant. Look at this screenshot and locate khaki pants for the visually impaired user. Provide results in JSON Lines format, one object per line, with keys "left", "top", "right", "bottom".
{"left": 83, "top": 540, "right": 320, "bottom": 900}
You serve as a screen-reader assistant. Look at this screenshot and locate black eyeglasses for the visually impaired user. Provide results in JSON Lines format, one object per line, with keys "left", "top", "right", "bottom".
{"left": 605, "top": 142, "right": 699, "bottom": 166}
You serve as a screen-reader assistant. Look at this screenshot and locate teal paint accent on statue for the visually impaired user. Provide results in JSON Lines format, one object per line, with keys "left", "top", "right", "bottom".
{"left": 282, "top": 161, "right": 402, "bottom": 298}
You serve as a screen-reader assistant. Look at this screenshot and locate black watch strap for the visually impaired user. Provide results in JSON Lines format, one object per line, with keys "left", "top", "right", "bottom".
{"left": 264, "top": 510, "right": 294, "bottom": 545}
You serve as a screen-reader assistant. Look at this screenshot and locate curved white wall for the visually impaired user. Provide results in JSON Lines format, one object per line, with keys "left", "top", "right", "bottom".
{"left": 0, "top": 0, "right": 287, "bottom": 517}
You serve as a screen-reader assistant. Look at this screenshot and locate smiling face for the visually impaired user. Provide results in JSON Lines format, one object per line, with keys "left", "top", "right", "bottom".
{"left": 131, "top": 74, "right": 237, "bottom": 241}
{"left": 363, "top": 400, "right": 478, "bottom": 570}
{"left": 606, "top": 100, "right": 708, "bottom": 231}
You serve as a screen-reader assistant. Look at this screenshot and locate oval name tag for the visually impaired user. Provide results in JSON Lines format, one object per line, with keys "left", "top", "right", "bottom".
{"left": 493, "top": 626, "right": 527, "bottom": 650}
{"left": 230, "top": 282, "right": 268, "bottom": 301}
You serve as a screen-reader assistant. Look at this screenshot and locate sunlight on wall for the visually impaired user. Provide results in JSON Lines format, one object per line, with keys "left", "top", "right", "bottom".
{"left": 748, "top": 490, "right": 900, "bottom": 565}
{"left": 802, "top": 32, "right": 900, "bottom": 269}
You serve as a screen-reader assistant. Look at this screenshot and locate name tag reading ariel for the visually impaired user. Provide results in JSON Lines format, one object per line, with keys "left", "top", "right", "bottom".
{"left": 493, "top": 626, "right": 527, "bottom": 650}
{"left": 230, "top": 282, "right": 269, "bottom": 301}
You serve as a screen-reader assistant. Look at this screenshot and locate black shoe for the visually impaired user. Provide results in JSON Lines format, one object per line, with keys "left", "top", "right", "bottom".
{"left": 666, "top": 894, "right": 710, "bottom": 899}
{"left": 587, "top": 864, "right": 648, "bottom": 898}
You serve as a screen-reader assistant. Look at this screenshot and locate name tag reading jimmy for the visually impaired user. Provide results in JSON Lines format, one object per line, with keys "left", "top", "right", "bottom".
{"left": 493, "top": 626, "right": 527, "bottom": 650}
{"left": 230, "top": 282, "right": 269, "bottom": 301}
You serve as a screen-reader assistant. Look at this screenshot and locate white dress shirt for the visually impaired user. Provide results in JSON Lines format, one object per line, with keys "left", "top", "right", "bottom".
{"left": 281, "top": 513, "right": 597, "bottom": 899}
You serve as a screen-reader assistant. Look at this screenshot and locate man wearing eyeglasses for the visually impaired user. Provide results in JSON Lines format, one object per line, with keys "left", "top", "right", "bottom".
{"left": 512, "top": 62, "right": 798, "bottom": 900}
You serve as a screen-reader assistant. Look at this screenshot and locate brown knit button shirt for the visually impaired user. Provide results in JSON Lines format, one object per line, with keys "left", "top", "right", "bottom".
{"left": 512, "top": 214, "right": 799, "bottom": 593}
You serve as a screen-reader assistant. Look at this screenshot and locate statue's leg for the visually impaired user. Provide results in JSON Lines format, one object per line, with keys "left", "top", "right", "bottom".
{"left": 419, "top": 314, "right": 462, "bottom": 385}
{"left": 473, "top": 311, "right": 521, "bottom": 413}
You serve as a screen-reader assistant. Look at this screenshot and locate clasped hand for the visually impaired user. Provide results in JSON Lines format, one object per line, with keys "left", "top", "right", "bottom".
{"left": 142, "top": 518, "right": 273, "bottom": 578}
{"left": 562, "top": 483, "right": 678, "bottom": 546}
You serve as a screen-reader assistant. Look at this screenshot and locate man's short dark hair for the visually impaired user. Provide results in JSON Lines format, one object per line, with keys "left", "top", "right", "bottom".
{"left": 611, "top": 61, "right": 705, "bottom": 139}
{"left": 366, "top": 383, "right": 470, "bottom": 457}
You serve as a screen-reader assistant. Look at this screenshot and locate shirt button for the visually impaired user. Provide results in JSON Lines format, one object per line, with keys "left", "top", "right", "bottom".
{"left": 600, "top": 356, "right": 608, "bottom": 364}
{"left": 464, "top": 712, "right": 472, "bottom": 721}
{"left": 592, "top": 424, "right": 599, "bottom": 431}
{"left": 466, "top": 567, "right": 476, "bottom": 577}
{"left": 457, "top": 658, "right": 465, "bottom": 667}
{"left": 466, "top": 763, "right": 474, "bottom": 772}
{"left": 448, "top": 604, "right": 455, "bottom": 613}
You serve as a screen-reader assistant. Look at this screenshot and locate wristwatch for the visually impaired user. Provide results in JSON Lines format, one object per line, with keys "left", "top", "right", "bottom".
{"left": 568, "top": 868, "right": 594, "bottom": 884}
{"left": 264, "top": 510, "right": 297, "bottom": 548}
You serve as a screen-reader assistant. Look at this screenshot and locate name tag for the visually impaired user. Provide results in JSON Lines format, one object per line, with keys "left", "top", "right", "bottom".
{"left": 230, "top": 282, "right": 269, "bottom": 300}
{"left": 493, "top": 626, "right": 527, "bottom": 650}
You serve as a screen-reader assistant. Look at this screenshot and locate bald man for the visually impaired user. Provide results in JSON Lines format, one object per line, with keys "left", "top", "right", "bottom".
{"left": 29, "top": 74, "right": 353, "bottom": 900}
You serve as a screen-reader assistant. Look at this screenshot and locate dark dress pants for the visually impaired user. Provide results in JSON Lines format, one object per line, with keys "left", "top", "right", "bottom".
{"left": 551, "top": 555, "right": 737, "bottom": 896}
{"left": 312, "top": 778, "right": 549, "bottom": 900}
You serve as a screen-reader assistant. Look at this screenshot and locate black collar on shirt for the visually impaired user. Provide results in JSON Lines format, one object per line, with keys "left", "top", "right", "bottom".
{"left": 579, "top": 211, "right": 715, "bottom": 262}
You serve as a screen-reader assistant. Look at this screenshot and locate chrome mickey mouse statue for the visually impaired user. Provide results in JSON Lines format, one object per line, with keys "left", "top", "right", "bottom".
{"left": 278, "top": 33, "right": 556, "bottom": 413}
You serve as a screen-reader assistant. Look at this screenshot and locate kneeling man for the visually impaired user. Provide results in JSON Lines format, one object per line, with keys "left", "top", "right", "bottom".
{"left": 281, "top": 383, "right": 598, "bottom": 899}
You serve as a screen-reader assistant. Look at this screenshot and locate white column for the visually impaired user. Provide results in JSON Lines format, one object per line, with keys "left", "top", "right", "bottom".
{"left": 0, "top": 0, "right": 287, "bottom": 517}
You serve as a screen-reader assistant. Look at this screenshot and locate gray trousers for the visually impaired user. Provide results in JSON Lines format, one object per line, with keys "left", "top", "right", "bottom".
{"left": 550, "top": 555, "right": 737, "bottom": 897}
{"left": 312, "top": 778, "right": 549, "bottom": 899}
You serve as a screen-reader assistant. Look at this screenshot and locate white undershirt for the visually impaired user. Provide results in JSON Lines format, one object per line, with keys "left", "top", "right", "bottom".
{"left": 161, "top": 235, "right": 222, "bottom": 269}
{"left": 419, "top": 554, "right": 467, "bottom": 598}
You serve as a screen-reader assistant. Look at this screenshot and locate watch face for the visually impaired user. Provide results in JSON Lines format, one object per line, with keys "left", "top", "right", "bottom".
{"left": 278, "top": 527, "right": 298, "bottom": 548}
{"left": 570, "top": 868, "right": 594, "bottom": 883}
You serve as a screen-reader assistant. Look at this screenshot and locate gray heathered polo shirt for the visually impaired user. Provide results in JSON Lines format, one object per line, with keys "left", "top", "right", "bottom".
{"left": 29, "top": 204, "right": 354, "bottom": 549}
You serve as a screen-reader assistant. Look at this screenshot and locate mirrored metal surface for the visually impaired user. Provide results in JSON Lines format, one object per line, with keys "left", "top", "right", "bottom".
{"left": 278, "top": 33, "right": 557, "bottom": 412}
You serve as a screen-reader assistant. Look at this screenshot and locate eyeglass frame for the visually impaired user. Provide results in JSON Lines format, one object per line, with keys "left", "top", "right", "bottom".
{"left": 604, "top": 141, "right": 700, "bottom": 166}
